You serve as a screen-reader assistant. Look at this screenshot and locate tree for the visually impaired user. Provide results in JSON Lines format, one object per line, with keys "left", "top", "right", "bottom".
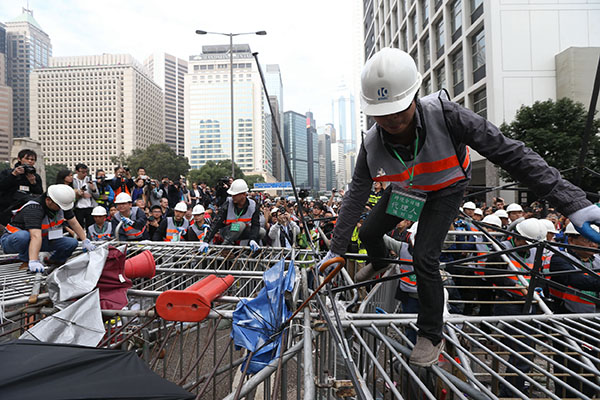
{"left": 244, "top": 174, "right": 265, "bottom": 189}
{"left": 45, "top": 163, "right": 69, "bottom": 185}
{"left": 500, "top": 98, "right": 600, "bottom": 193}
{"left": 123, "top": 144, "right": 190, "bottom": 180}
{"left": 188, "top": 159, "right": 244, "bottom": 187}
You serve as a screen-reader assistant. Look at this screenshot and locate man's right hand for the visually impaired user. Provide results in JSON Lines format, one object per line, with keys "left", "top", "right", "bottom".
{"left": 12, "top": 166, "right": 24, "bottom": 176}
{"left": 28, "top": 260, "right": 45, "bottom": 273}
{"left": 198, "top": 241, "right": 209, "bottom": 253}
{"left": 317, "top": 250, "right": 342, "bottom": 275}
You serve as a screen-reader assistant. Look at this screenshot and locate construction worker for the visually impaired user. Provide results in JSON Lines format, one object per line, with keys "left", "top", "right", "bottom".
{"left": 110, "top": 192, "right": 148, "bottom": 241}
{"left": 88, "top": 206, "right": 112, "bottom": 241}
{"left": 494, "top": 209, "right": 509, "bottom": 229}
{"left": 506, "top": 203, "right": 524, "bottom": 222}
{"left": 199, "top": 179, "right": 264, "bottom": 253}
{"left": 473, "top": 208, "right": 483, "bottom": 221}
{"left": 319, "top": 47, "right": 600, "bottom": 367}
{"left": 186, "top": 204, "right": 210, "bottom": 242}
{"left": 461, "top": 201, "right": 476, "bottom": 218}
{"left": 152, "top": 201, "right": 189, "bottom": 242}
{"left": 0, "top": 184, "right": 95, "bottom": 272}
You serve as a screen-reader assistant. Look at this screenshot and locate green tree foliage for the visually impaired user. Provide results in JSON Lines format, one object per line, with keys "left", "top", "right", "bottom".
{"left": 188, "top": 160, "right": 244, "bottom": 187}
{"left": 122, "top": 144, "right": 190, "bottom": 180}
{"left": 0, "top": 162, "right": 9, "bottom": 172}
{"left": 45, "top": 163, "right": 69, "bottom": 185}
{"left": 244, "top": 174, "right": 265, "bottom": 189}
{"left": 500, "top": 98, "right": 600, "bottom": 192}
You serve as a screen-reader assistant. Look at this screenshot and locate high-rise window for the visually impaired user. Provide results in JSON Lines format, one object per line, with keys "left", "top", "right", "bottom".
{"left": 410, "top": 13, "right": 418, "bottom": 43}
{"left": 451, "top": 50, "right": 464, "bottom": 95}
{"left": 422, "top": 36, "right": 430, "bottom": 70}
{"left": 421, "top": 0, "right": 429, "bottom": 27}
{"left": 422, "top": 76, "right": 432, "bottom": 95}
{"left": 401, "top": 28, "right": 408, "bottom": 51}
{"left": 470, "top": 0, "right": 484, "bottom": 23}
{"left": 471, "top": 29, "right": 486, "bottom": 83}
{"left": 472, "top": 89, "right": 487, "bottom": 118}
{"left": 450, "top": 0, "right": 462, "bottom": 42}
{"left": 436, "top": 65, "right": 446, "bottom": 90}
{"left": 435, "top": 18, "right": 444, "bottom": 58}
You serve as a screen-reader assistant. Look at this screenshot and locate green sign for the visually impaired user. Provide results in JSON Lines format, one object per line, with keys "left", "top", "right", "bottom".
{"left": 386, "top": 190, "right": 426, "bottom": 221}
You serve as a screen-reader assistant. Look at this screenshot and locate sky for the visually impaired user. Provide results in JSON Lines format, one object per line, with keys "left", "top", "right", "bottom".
{"left": 1, "top": 0, "right": 362, "bottom": 127}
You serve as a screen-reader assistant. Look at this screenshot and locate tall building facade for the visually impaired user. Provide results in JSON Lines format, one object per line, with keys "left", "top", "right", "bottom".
{"left": 317, "top": 130, "right": 333, "bottom": 191}
{"left": 306, "top": 111, "right": 319, "bottom": 190}
{"left": 265, "top": 64, "right": 285, "bottom": 181}
{"left": 363, "top": 0, "right": 600, "bottom": 202}
{"left": 331, "top": 82, "right": 357, "bottom": 152}
{"left": 5, "top": 8, "right": 51, "bottom": 138}
{"left": 0, "top": 22, "right": 12, "bottom": 162}
{"left": 30, "top": 54, "right": 164, "bottom": 173}
{"left": 283, "top": 111, "right": 309, "bottom": 187}
{"left": 144, "top": 52, "right": 187, "bottom": 155}
{"left": 185, "top": 44, "right": 272, "bottom": 178}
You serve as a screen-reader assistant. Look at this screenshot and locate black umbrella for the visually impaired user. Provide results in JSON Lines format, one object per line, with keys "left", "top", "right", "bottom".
{"left": 0, "top": 340, "right": 194, "bottom": 400}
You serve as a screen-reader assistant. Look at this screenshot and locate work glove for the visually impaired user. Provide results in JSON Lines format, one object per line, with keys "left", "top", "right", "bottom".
{"left": 121, "top": 216, "right": 134, "bottom": 226}
{"left": 249, "top": 240, "right": 260, "bottom": 253}
{"left": 198, "top": 241, "right": 209, "bottom": 254}
{"left": 176, "top": 226, "right": 187, "bottom": 233}
{"left": 28, "top": 260, "right": 45, "bottom": 273}
{"left": 201, "top": 224, "right": 211, "bottom": 230}
{"left": 568, "top": 204, "right": 600, "bottom": 243}
{"left": 317, "top": 250, "right": 342, "bottom": 275}
{"left": 82, "top": 239, "right": 96, "bottom": 252}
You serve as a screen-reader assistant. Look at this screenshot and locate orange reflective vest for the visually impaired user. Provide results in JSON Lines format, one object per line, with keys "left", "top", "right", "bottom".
{"left": 224, "top": 197, "right": 256, "bottom": 227}
{"left": 549, "top": 252, "right": 599, "bottom": 313}
{"left": 5, "top": 200, "right": 65, "bottom": 238}
{"left": 113, "top": 207, "right": 146, "bottom": 239}
{"left": 88, "top": 223, "right": 112, "bottom": 241}
{"left": 397, "top": 244, "right": 417, "bottom": 294}
{"left": 498, "top": 240, "right": 536, "bottom": 297}
{"left": 165, "top": 217, "right": 189, "bottom": 242}
{"left": 189, "top": 223, "right": 207, "bottom": 241}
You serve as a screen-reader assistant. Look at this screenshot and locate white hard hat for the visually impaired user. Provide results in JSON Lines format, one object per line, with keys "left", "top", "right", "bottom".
{"left": 174, "top": 202, "right": 187, "bottom": 212}
{"left": 462, "top": 201, "right": 476, "bottom": 210}
{"left": 192, "top": 204, "right": 205, "bottom": 215}
{"left": 516, "top": 218, "right": 547, "bottom": 241}
{"left": 47, "top": 184, "right": 75, "bottom": 211}
{"left": 565, "top": 222, "right": 599, "bottom": 235}
{"left": 482, "top": 214, "right": 502, "bottom": 228}
{"left": 227, "top": 179, "right": 249, "bottom": 195}
{"left": 474, "top": 208, "right": 483, "bottom": 216}
{"left": 91, "top": 206, "right": 107, "bottom": 216}
{"left": 114, "top": 192, "right": 132, "bottom": 204}
{"left": 360, "top": 48, "right": 422, "bottom": 116}
{"left": 506, "top": 203, "right": 524, "bottom": 212}
{"left": 494, "top": 209, "right": 509, "bottom": 219}
{"left": 540, "top": 219, "right": 558, "bottom": 234}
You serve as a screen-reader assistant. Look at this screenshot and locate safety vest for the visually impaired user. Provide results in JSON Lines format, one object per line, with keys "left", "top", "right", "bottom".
{"left": 189, "top": 223, "right": 206, "bottom": 241}
{"left": 96, "top": 184, "right": 112, "bottom": 207}
{"left": 473, "top": 234, "right": 493, "bottom": 276}
{"left": 88, "top": 223, "right": 112, "bottom": 241}
{"left": 397, "top": 243, "right": 417, "bottom": 294}
{"left": 367, "top": 190, "right": 383, "bottom": 207}
{"left": 224, "top": 197, "right": 256, "bottom": 227}
{"left": 5, "top": 200, "right": 65, "bottom": 238}
{"left": 364, "top": 90, "right": 471, "bottom": 192}
{"left": 165, "top": 217, "right": 189, "bottom": 242}
{"left": 549, "top": 252, "right": 600, "bottom": 313}
{"left": 113, "top": 207, "right": 146, "bottom": 239}
{"left": 499, "top": 240, "right": 536, "bottom": 297}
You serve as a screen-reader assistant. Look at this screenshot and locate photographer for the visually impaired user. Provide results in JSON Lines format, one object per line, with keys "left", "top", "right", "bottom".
{"left": 73, "top": 163, "right": 99, "bottom": 229}
{"left": 268, "top": 207, "right": 300, "bottom": 248}
{"left": 144, "top": 178, "right": 162, "bottom": 207}
{"left": 214, "top": 177, "right": 230, "bottom": 207}
{"left": 94, "top": 170, "right": 114, "bottom": 211}
{"left": 109, "top": 166, "right": 134, "bottom": 196}
{"left": 166, "top": 179, "right": 183, "bottom": 208}
{"left": 0, "top": 149, "right": 43, "bottom": 225}
{"left": 146, "top": 205, "right": 164, "bottom": 239}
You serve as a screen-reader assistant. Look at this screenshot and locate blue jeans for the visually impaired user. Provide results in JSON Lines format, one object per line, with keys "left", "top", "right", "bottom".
{"left": 1, "top": 230, "right": 78, "bottom": 263}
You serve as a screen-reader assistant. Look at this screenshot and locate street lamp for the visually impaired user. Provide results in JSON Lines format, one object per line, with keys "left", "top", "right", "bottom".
{"left": 195, "top": 30, "right": 267, "bottom": 178}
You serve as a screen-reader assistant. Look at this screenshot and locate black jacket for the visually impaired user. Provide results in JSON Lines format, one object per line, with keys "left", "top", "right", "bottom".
{"left": 0, "top": 163, "right": 44, "bottom": 223}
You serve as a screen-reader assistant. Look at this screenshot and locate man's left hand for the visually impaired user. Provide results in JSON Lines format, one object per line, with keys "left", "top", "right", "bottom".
{"left": 82, "top": 239, "right": 96, "bottom": 252}
{"left": 568, "top": 204, "right": 600, "bottom": 243}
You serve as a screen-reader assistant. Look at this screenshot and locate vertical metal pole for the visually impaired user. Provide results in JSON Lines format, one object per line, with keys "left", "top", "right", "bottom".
{"left": 230, "top": 33, "right": 235, "bottom": 179}
{"left": 575, "top": 54, "right": 600, "bottom": 186}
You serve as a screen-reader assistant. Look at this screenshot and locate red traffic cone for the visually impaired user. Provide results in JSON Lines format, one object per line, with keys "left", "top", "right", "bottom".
{"left": 124, "top": 250, "right": 156, "bottom": 279}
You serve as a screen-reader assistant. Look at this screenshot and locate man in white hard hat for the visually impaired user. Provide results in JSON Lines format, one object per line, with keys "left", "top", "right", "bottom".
{"left": 186, "top": 204, "right": 210, "bottom": 242}
{"left": 110, "top": 192, "right": 148, "bottom": 240}
{"left": 199, "top": 179, "right": 264, "bottom": 253}
{"left": 462, "top": 201, "right": 476, "bottom": 218}
{"left": 320, "top": 47, "right": 600, "bottom": 367}
{"left": 153, "top": 201, "right": 189, "bottom": 242}
{"left": 506, "top": 203, "right": 524, "bottom": 222}
{"left": 0, "top": 184, "right": 95, "bottom": 272}
{"left": 473, "top": 208, "right": 483, "bottom": 221}
{"left": 494, "top": 209, "right": 509, "bottom": 229}
{"left": 88, "top": 205, "right": 112, "bottom": 241}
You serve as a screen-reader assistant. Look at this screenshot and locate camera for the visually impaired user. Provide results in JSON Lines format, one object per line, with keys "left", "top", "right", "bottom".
{"left": 81, "top": 185, "right": 87, "bottom": 191}
{"left": 96, "top": 176, "right": 105, "bottom": 183}
{"left": 145, "top": 178, "right": 153, "bottom": 186}
{"left": 19, "top": 165, "right": 36, "bottom": 175}
{"left": 124, "top": 167, "right": 130, "bottom": 172}
{"left": 148, "top": 215, "right": 155, "bottom": 221}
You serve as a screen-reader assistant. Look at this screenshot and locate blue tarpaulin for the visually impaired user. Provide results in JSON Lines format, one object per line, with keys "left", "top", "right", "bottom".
{"left": 231, "top": 258, "right": 296, "bottom": 374}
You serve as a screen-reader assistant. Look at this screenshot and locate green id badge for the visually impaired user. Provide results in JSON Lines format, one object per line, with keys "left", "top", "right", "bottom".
{"left": 230, "top": 222, "right": 241, "bottom": 232}
{"left": 386, "top": 188, "right": 426, "bottom": 221}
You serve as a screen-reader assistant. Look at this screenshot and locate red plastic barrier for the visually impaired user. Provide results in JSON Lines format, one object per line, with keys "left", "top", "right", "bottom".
{"left": 155, "top": 274, "right": 235, "bottom": 322}
{"left": 124, "top": 250, "right": 156, "bottom": 279}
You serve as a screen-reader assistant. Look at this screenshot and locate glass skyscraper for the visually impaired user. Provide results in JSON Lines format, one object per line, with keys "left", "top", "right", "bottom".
{"left": 283, "top": 111, "right": 309, "bottom": 188}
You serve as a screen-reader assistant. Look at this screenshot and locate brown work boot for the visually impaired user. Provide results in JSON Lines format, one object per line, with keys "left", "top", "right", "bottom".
{"left": 18, "top": 261, "right": 28, "bottom": 270}
{"left": 409, "top": 336, "right": 444, "bottom": 367}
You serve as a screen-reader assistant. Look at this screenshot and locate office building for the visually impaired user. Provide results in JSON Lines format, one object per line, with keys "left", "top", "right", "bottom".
{"left": 185, "top": 44, "right": 272, "bottom": 178}
{"left": 331, "top": 81, "right": 358, "bottom": 152}
{"left": 5, "top": 8, "right": 51, "bottom": 138}
{"left": 145, "top": 52, "right": 187, "bottom": 155}
{"left": 0, "top": 22, "right": 12, "bottom": 161}
{"left": 363, "top": 0, "right": 600, "bottom": 202}
{"left": 283, "top": 111, "right": 309, "bottom": 187}
{"left": 265, "top": 64, "right": 284, "bottom": 181}
{"left": 30, "top": 54, "right": 164, "bottom": 173}
{"left": 306, "top": 111, "right": 319, "bottom": 190}
{"left": 317, "top": 130, "right": 333, "bottom": 191}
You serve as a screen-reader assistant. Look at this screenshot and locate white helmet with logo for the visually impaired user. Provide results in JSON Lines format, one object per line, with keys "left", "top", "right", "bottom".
{"left": 482, "top": 214, "right": 502, "bottom": 228}
{"left": 360, "top": 48, "right": 422, "bottom": 116}
{"left": 462, "top": 201, "right": 476, "bottom": 210}
{"left": 114, "top": 192, "right": 132, "bottom": 204}
{"left": 47, "top": 184, "right": 76, "bottom": 210}
{"left": 506, "top": 203, "right": 524, "bottom": 212}
{"left": 91, "top": 206, "right": 107, "bottom": 216}
{"left": 516, "top": 218, "right": 547, "bottom": 241}
{"left": 192, "top": 204, "right": 205, "bottom": 215}
{"left": 227, "top": 179, "right": 249, "bottom": 195}
{"left": 174, "top": 202, "right": 187, "bottom": 212}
